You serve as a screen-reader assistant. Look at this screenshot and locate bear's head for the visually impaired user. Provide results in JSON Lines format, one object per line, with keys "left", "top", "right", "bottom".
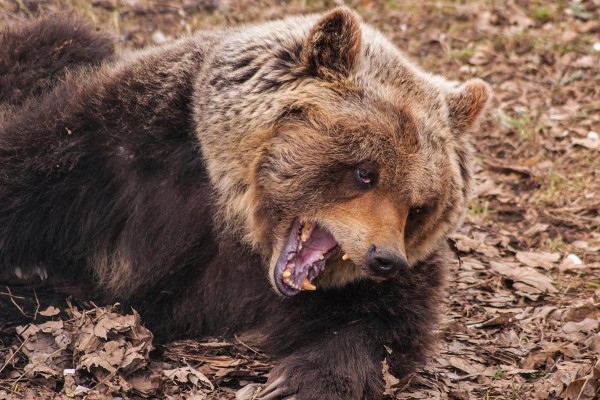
{"left": 194, "top": 8, "right": 490, "bottom": 296}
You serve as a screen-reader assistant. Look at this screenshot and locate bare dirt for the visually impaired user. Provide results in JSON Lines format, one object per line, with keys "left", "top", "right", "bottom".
{"left": 1, "top": 1, "right": 599, "bottom": 399}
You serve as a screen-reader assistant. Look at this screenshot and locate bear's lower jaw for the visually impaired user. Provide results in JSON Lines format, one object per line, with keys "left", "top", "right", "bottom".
{"left": 273, "top": 218, "right": 339, "bottom": 296}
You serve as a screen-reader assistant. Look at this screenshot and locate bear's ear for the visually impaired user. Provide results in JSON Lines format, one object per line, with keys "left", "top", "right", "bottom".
{"left": 446, "top": 79, "right": 491, "bottom": 132}
{"left": 302, "top": 7, "right": 362, "bottom": 79}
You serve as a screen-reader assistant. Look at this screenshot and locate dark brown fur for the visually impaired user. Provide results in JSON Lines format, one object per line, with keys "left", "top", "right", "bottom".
{"left": 0, "top": 15, "right": 114, "bottom": 108}
{"left": 0, "top": 10, "right": 489, "bottom": 399}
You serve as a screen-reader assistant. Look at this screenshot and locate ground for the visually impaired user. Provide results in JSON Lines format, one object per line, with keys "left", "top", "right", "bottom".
{"left": 0, "top": 0, "right": 599, "bottom": 399}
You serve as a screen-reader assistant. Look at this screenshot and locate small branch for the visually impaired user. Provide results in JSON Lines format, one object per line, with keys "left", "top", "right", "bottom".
{"left": 4, "top": 286, "right": 28, "bottom": 318}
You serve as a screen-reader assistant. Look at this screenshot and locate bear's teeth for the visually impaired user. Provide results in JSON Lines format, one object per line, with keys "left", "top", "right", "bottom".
{"left": 302, "top": 278, "right": 316, "bottom": 291}
{"left": 282, "top": 268, "right": 292, "bottom": 279}
{"left": 318, "top": 253, "right": 324, "bottom": 260}
{"left": 342, "top": 253, "right": 350, "bottom": 260}
{"left": 283, "top": 277, "right": 306, "bottom": 291}
{"left": 300, "top": 222, "right": 312, "bottom": 242}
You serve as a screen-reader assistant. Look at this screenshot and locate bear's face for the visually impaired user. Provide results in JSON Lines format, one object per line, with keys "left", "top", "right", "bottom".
{"left": 194, "top": 8, "right": 490, "bottom": 296}
{"left": 253, "top": 10, "right": 489, "bottom": 296}
{"left": 258, "top": 78, "right": 481, "bottom": 295}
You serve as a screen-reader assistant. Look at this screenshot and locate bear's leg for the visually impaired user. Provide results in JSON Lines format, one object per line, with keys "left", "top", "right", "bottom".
{"left": 257, "top": 330, "right": 386, "bottom": 400}
{"left": 248, "top": 256, "right": 444, "bottom": 400}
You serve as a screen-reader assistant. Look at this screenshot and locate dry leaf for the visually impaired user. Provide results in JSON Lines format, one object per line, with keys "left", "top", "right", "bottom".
{"left": 447, "top": 357, "right": 485, "bottom": 375}
{"left": 562, "top": 318, "right": 599, "bottom": 334}
{"left": 515, "top": 251, "right": 560, "bottom": 269}
{"left": 490, "top": 261, "right": 558, "bottom": 297}
{"left": 522, "top": 345, "right": 564, "bottom": 370}
{"left": 163, "top": 366, "right": 214, "bottom": 391}
{"left": 39, "top": 306, "right": 61, "bottom": 317}
{"left": 572, "top": 137, "right": 600, "bottom": 150}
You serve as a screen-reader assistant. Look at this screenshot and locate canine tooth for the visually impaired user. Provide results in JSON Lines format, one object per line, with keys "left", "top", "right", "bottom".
{"left": 342, "top": 253, "right": 350, "bottom": 261}
{"left": 302, "top": 278, "right": 316, "bottom": 291}
{"left": 282, "top": 268, "right": 292, "bottom": 279}
{"left": 300, "top": 222, "right": 312, "bottom": 242}
{"left": 319, "top": 253, "right": 324, "bottom": 260}
{"left": 298, "top": 242, "right": 302, "bottom": 251}
{"left": 14, "top": 267, "right": 22, "bottom": 279}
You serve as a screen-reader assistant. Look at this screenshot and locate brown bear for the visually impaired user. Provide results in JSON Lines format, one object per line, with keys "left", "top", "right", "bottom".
{"left": 0, "top": 8, "right": 489, "bottom": 399}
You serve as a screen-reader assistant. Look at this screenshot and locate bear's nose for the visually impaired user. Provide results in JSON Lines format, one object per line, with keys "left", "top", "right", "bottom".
{"left": 367, "top": 245, "right": 409, "bottom": 276}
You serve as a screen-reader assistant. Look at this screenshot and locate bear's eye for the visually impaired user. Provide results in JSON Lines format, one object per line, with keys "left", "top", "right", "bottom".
{"left": 353, "top": 164, "right": 378, "bottom": 189}
{"left": 408, "top": 204, "right": 431, "bottom": 219}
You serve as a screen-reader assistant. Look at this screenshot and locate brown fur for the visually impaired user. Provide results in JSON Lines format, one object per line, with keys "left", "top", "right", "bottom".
{"left": 0, "top": 9, "right": 490, "bottom": 399}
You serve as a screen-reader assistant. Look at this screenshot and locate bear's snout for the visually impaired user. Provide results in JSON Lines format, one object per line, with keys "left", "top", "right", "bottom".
{"left": 367, "top": 245, "right": 409, "bottom": 277}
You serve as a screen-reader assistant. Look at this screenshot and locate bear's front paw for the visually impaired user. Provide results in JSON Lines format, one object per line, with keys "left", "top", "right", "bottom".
{"left": 241, "top": 356, "right": 372, "bottom": 400}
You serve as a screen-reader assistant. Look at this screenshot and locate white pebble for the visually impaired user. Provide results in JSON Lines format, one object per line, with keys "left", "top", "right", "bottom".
{"left": 152, "top": 31, "right": 167, "bottom": 44}
{"left": 566, "top": 253, "right": 583, "bottom": 266}
{"left": 63, "top": 369, "right": 76, "bottom": 376}
{"left": 587, "top": 131, "right": 599, "bottom": 141}
{"left": 593, "top": 42, "right": 600, "bottom": 52}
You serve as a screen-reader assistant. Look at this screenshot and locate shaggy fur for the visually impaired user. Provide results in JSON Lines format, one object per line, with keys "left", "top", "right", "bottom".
{"left": 0, "top": 9, "right": 489, "bottom": 399}
{"left": 0, "top": 15, "right": 114, "bottom": 108}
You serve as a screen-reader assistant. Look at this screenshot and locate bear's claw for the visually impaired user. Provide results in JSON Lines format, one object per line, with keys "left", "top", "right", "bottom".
{"left": 257, "top": 376, "right": 290, "bottom": 400}
{"left": 236, "top": 376, "right": 293, "bottom": 400}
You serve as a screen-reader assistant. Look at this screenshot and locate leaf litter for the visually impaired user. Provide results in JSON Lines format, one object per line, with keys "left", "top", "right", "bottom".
{"left": 1, "top": 0, "right": 600, "bottom": 399}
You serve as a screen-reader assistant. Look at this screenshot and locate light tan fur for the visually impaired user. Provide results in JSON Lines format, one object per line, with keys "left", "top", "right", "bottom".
{"left": 187, "top": 8, "right": 490, "bottom": 293}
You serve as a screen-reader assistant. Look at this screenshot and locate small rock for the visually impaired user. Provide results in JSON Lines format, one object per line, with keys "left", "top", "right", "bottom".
{"left": 566, "top": 254, "right": 583, "bottom": 265}
{"left": 560, "top": 253, "right": 586, "bottom": 272}
{"left": 593, "top": 42, "right": 600, "bottom": 52}
{"left": 587, "top": 131, "right": 599, "bottom": 141}
{"left": 152, "top": 31, "right": 168, "bottom": 44}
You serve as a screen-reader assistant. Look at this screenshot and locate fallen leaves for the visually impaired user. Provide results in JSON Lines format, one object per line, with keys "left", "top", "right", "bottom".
{"left": 16, "top": 320, "right": 71, "bottom": 379}
{"left": 490, "top": 261, "right": 558, "bottom": 299}
{"left": 163, "top": 366, "right": 214, "bottom": 391}
{"left": 515, "top": 251, "right": 560, "bottom": 270}
{"left": 2, "top": 304, "right": 225, "bottom": 399}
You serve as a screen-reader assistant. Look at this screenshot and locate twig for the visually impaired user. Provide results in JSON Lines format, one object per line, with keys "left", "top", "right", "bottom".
{"left": 462, "top": 277, "right": 496, "bottom": 290}
{"left": 575, "top": 375, "right": 592, "bottom": 400}
{"left": 89, "top": 370, "right": 117, "bottom": 391}
{"left": 8, "top": 345, "right": 68, "bottom": 388}
{"left": 0, "top": 337, "right": 29, "bottom": 375}
{"left": 397, "top": 372, "right": 416, "bottom": 393}
{"left": 4, "top": 286, "right": 27, "bottom": 318}
{"left": 32, "top": 290, "right": 40, "bottom": 321}
{"left": 234, "top": 334, "right": 261, "bottom": 355}
{"left": 0, "top": 291, "right": 26, "bottom": 300}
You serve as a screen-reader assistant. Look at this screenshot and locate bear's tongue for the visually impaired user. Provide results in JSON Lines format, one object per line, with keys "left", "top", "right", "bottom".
{"left": 274, "top": 220, "right": 338, "bottom": 297}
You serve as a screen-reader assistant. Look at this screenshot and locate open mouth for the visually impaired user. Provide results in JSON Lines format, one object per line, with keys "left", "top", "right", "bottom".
{"left": 273, "top": 219, "right": 339, "bottom": 296}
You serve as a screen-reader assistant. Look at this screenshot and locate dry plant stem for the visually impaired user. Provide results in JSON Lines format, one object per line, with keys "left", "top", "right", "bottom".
{"left": 3, "top": 286, "right": 27, "bottom": 318}
{"left": 9, "top": 345, "right": 68, "bottom": 387}
{"left": 0, "top": 338, "right": 29, "bottom": 375}
{"left": 235, "top": 334, "right": 262, "bottom": 356}
{"left": 575, "top": 376, "right": 591, "bottom": 400}
{"left": 32, "top": 291, "right": 40, "bottom": 321}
